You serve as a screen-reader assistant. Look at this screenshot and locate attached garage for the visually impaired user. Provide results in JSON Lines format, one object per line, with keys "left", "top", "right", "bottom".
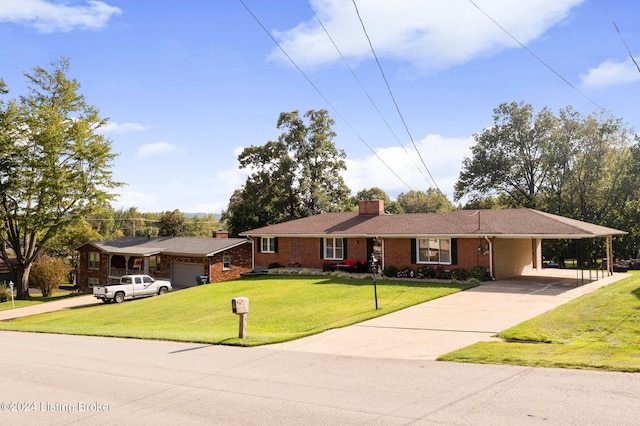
{"left": 171, "top": 262, "right": 206, "bottom": 289}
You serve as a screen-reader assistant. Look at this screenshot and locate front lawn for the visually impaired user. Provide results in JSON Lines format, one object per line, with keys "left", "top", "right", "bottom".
{"left": 439, "top": 272, "right": 640, "bottom": 372}
{"left": 0, "top": 276, "right": 474, "bottom": 346}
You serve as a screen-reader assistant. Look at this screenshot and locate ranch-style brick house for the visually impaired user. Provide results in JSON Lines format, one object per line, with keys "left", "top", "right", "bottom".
{"left": 75, "top": 232, "right": 252, "bottom": 292}
{"left": 240, "top": 200, "right": 626, "bottom": 280}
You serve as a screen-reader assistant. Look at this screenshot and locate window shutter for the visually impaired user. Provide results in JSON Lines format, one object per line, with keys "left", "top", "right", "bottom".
{"left": 451, "top": 238, "right": 458, "bottom": 264}
{"left": 258, "top": 237, "right": 263, "bottom": 253}
{"left": 411, "top": 238, "right": 417, "bottom": 264}
{"left": 343, "top": 238, "right": 348, "bottom": 260}
{"left": 274, "top": 237, "right": 278, "bottom": 253}
{"left": 320, "top": 238, "right": 324, "bottom": 259}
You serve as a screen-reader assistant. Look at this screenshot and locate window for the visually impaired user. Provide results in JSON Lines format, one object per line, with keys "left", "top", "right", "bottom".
{"left": 417, "top": 238, "right": 451, "bottom": 264}
{"left": 88, "top": 277, "right": 100, "bottom": 287}
{"left": 261, "top": 237, "right": 276, "bottom": 253}
{"left": 88, "top": 252, "right": 100, "bottom": 270}
{"left": 324, "top": 237, "right": 344, "bottom": 260}
{"left": 223, "top": 255, "right": 231, "bottom": 270}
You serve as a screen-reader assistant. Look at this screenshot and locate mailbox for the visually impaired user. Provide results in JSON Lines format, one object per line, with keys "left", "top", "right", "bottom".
{"left": 232, "top": 297, "right": 249, "bottom": 314}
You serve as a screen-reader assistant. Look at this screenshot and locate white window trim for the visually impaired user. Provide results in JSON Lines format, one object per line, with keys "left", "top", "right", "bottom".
{"left": 416, "top": 238, "right": 452, "bottom": 265}
{"left": 324, "top": 237, "right": 344, "bottom": 260}
{"left": 223, "top": 255, "right": 231, "bottom": 270}
{"left": 261, "top": 237, "right": 275, "bottom": 253}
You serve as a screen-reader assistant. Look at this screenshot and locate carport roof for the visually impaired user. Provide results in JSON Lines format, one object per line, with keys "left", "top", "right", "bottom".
{"left": 80, "top": 236, "right": 250, "bottom": 257}
{"left": 240, "top": 208, "right": 626, "bottom": 239}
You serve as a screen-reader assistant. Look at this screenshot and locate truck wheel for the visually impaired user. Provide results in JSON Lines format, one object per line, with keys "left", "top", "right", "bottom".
{"left": 101, "top": 298, "right": 112, "bottom": 304}
{"left": 158, "top": 287, "right": 168, "bottom": 295}
{"left": 114, "top": 292, "right": 125, "bottom": 303}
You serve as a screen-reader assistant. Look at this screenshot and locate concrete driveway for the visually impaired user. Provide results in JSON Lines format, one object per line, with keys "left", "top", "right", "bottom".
{"left": 272, "top": 270, "right": 629, "bottom": 360}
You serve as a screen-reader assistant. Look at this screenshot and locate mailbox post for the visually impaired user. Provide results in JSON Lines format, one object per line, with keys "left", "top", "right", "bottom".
{"left": 9, "top": 281, "right": 14, "bottom": 309}
{"left": 231, "top": 297, "right": 249, "bottom": 339}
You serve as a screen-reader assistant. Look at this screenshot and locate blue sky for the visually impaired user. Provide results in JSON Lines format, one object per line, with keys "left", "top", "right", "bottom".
{"left": 1, "top": 0, "right": 639, "bottom": 213}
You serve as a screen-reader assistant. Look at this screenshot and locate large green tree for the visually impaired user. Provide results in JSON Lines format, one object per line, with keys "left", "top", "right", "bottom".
{"left": 224, "top": 109, "right": 350, "bottom": 235}
{"left": 396, "top": 189, "right": 453, "bottom": 213}
{"left": 455, "top": 101, "right": 557, "bottom": 209}
{"left": 0, "top": 59, "right": 120, "bottom": 299}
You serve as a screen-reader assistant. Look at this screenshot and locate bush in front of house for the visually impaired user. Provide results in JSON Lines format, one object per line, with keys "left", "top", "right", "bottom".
{"left": 468, "top": 266, "right": 490, "bottom": 281}
{"left": 0, "top": 283, "right": 9, "bottom": 302}
{"left": 382, "top": 265, "right": 398, "bottom": 277}
{"left": 450, "top": 268, "right": 468, "bottom": 281}
{"left": 29, "top": 256, "right": 67, "bottom": 297}
{"left": 268, "top": 262, "right": 282, "bottom": 269}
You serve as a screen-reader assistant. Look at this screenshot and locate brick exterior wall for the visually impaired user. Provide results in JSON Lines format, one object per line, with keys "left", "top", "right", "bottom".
{"left": 252, "top": 236, "right": 492, "bottom": 272}
{"left": 76, "top": 241, "right": 253, "bottom": 293}
{"left": 208, "top": 243, "right": 253, "bottom": 282}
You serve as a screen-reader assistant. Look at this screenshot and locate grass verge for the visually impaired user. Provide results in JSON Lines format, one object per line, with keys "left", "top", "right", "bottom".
{"left": 438, "top": 272, "right": 640, "bottom": 372}
{"left": 0, "top": 275, "right": 474, "bottom": 346}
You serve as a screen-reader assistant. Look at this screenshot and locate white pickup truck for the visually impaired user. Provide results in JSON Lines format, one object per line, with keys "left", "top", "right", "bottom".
{"left": 93, "top": 274, "right": 172, "bottom": 303}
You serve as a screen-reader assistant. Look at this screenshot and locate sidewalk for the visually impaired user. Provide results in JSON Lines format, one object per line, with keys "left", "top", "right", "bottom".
{"left": 272, "top": 270, "right": 629, "bottom": 360}
{"left": 0, "top": 294, "right": 101, "bottom": 321}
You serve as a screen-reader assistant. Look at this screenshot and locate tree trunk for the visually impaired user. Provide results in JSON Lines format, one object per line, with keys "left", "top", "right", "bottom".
{"left": 13, "top": 263, "right": 32, "bottom": 300}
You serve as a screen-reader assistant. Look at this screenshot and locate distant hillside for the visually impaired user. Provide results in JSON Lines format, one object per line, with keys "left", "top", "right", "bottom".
{"left": 184, "top": 213, "right": 222, "bottom": 220}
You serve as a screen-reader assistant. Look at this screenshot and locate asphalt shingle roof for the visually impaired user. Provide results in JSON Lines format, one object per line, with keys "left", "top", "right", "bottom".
{"left": 240, "top": 209, "right": 626, "bottom": 239}
{"left": 82, "top": 236, "right": 250, "bottom": 256}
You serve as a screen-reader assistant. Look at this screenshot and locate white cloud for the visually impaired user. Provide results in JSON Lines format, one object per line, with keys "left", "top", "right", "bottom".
{"left": 111, "top": 189, "right": 158, "bottom": 212}
{"left": 137, "top": 142, "right": 178, "bottom": 158}
{"left": 0, "top": 0, "right": 122, "bottom": 33}
{"left": 580, "top": 58, "right": 640, "bottom": 88}
{"left": 343, "top": 134, "right": 474, "bottom": 201}
{"left": 268, "top": 0, "right": 583, "bottom": 72}
{"left": 98, "top": 122, "right": 148, "bottom": 134}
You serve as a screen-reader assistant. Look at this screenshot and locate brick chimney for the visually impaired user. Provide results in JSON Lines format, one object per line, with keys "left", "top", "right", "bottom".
{"left": 212, "top": 230, "right": 228, "bottom": 238}
{"left": 358, "top": 199, "right": 384, "bottom": 215}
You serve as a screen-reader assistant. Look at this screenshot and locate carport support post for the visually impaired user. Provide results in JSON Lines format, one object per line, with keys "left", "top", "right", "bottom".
{"left": 239, "top": 313, "right": 247, "bottom": 339}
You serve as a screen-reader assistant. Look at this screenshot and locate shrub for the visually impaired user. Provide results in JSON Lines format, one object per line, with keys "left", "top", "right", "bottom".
{"left": 0, "top": 283, "right": 9, "bottom": 303}
{"left": 29, "top": 256, "right": 67, "bottom": 297}
{"left": 382, "top": 265, "right": 398, "bottom": 278}
{"left": 450, "top": 268, "right": 468, "bottom": 281}
{"left": 268, "top": 262, "right": 281, "bottom": 269}
{"left": 467, "top": 266, "right": 490, "bottom": 282}
{"left": 416, "top": 265, "right": 435, "bottom": 279}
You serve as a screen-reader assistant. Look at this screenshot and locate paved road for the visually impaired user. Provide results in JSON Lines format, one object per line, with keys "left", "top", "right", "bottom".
{"left": 1, "top": 331, "right": 639, "bottom": 425}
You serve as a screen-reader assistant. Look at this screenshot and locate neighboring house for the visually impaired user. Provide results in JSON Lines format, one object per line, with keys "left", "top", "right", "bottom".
{"left": 240, "top": 200, "right": 626, "bottom": 280}
{"left": 0, "top": 257, "right": 15, "bottom": 284}
{"left": 76, "top": 232, "right": 252, "bottom": 292}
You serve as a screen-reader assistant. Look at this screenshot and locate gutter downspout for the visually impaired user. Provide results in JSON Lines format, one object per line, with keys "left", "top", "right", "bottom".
{"left": 484, "top": 236, "right": 494, "bottom": 279}
{"left": 247, "top": 236, "right": 255, "bottom": 271}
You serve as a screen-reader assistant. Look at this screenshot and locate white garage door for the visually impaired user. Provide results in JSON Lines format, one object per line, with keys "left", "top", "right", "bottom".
{"left": 171, "top": 262, "right": 205, "bottom": 289}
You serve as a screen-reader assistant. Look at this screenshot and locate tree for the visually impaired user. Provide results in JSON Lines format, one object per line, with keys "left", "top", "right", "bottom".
{"left": 397, "top": 189, "right": 454, "bottom": 213}
{"left": 224, "top": 109, "right": 351, "bottom": 235}
{"left": 158, "top": 209, "right": 187, "bottom": 236}
{"left": 455, "top": 101, "right": 557, "bottom": 208}
{"left": 0, "top": 59, "right": 120, "bottom": 299}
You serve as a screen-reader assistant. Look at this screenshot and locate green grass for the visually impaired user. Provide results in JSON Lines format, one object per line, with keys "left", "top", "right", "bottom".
{"left": 439, "top": 272, "right": 640, "bottom": 372}
{"left": 0, "top": 288, "right": 79, "bottom": 311}
{"left": 0, "top": 276, "right": 474, "bottom": 346}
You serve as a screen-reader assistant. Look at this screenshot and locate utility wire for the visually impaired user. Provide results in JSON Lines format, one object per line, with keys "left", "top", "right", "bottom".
{"left": 600, "top": 0, "right": 640, "bottom": 74}
{"left": 467, "top": 0, "right": 605, "bottom": 112}
{"left": 305, "top": 0, "right": 434, "bottom": 190}
{"left": 351, "top": 0, "right": 441, "bottom": 193}
{"left": 238, "top": 0, "right": 413, "bottom": 192}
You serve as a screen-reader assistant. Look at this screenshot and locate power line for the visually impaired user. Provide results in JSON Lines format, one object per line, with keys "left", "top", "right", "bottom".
{"left": 238, "top": 0, "right": 414, "bottom": 192}
{"left": 467, "top": 0, "right": 605, "bottom": 112}
{"left": 600, "top": 0, "right": 640, "bottom": 74}
{"left": 305, "top": 0, "right": 434, "bottom": 191}
{"left": 351, "top": 0, "right": 441, "bottom": 193}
